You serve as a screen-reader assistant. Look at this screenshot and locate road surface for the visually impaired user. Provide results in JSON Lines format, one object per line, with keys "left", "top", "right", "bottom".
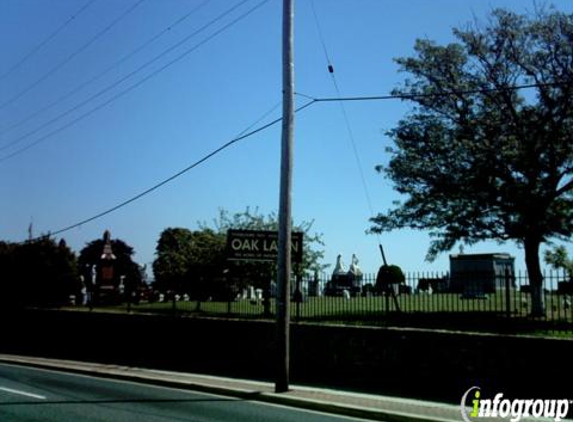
{"left": 0, "top": 363, "right": 375, "bottom": 422}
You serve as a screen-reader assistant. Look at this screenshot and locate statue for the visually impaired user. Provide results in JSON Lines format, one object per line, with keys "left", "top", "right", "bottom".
{"left": 332, "top": 254, "right": 346, "bottom": 275}
{"left": 348, "top": 254, "right": 363, "bottom": 277}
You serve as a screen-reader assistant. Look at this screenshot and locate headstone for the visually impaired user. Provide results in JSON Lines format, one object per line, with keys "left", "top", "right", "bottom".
{"left": 255, "top": 288, "right": 263, "bottom": 300}
{"left": 119, "top": 275, "right": 126, "bottom": 295}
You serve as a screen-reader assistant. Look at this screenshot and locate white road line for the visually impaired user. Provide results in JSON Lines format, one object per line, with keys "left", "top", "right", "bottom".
{"left": 0, "top": 387, "right": 46, "bottom": 400}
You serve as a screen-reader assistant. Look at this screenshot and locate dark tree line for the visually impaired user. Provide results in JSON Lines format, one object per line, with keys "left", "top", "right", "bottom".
{"left": 0, "top": 237, "right": 78, "bottom": 309}
{"left": 0, "top": 233, "right": 144, "bottom": 309}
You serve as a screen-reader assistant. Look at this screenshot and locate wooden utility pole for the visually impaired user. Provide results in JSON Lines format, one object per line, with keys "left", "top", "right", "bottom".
{"left": 276, "top": 0, "right": 294, "bottom": 394}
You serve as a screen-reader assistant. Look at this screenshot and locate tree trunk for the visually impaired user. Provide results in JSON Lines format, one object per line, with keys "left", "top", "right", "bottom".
{"left": 524, "top": 236, "right": 544, "bottom": 317}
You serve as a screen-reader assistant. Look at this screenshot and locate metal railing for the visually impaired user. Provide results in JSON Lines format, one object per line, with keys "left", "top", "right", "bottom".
{"left": 72, "top": 270, "right": 573, "bottom": 333}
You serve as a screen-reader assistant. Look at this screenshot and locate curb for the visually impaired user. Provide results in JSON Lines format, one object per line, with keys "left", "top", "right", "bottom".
{"left": 0, "top": 354, "right": 458, "bottom": 422}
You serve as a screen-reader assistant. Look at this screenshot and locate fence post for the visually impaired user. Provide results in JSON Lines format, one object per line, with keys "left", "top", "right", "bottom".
{"left": 226, "top": 270, "right": 232, "bottom": 315}
{"left": 505, "top": 268, "right": 512, "bottom": 318}
{"left": 295, "top": 274, "right": 301, "bottom": 323}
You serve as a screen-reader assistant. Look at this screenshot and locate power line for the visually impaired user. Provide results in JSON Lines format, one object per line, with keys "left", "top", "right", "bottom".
{"left": 0, "top": 0, "right": 267, "bottom": 160}
{"left": 1, "top": 0, "right": 241, "bottom": 153}
{"left": 41, "top": 100, "right": 315, "bottom": 238}
{"left": 0, "top": 0, "right": 97, "bottom": 83}
{"left": 309, "top": 0, "right": 334, "bottom": 72}
{"left": 310, "top": 0, "right": 379, "bottom": 238}
{"left": 0, "top": 0, "right": 213, "bottom": 140}
{"left": 0, "top": 0, "right": 146, "bottom": 113}
{"left": 2, "top": 79, "right": 559, "bottom": 164}
{"left": 299, "top": 81, "right": 569, "bottom": 103}
{"left": 21, "top": 78, "right": 567, "bottom": 238}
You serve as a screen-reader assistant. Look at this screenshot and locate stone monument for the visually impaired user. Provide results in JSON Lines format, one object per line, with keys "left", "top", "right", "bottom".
{"left": 326, "top": 253, "right": 362, "bottom": 296}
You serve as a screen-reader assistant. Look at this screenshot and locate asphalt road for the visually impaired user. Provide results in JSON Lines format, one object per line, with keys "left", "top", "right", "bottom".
{"left": 0, "top": 363, "right": 375, "bottom": 422}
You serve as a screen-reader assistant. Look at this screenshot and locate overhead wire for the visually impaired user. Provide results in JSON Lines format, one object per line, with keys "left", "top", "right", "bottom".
{"left": 0, "top": 0, "right": 271, "bottom": 163}
{"left": 0, "top": 0, "right": 97, "bottom": 83}
{"left": 17, "top": 0, "right": 568, "bottom": 241}
{"left": 25, "top": 79, "right": 565, "bottom": 236}
{"left": 0, "top": 0, "right": 213, "bottom": 140}
{"left": 298, "top": 81, "right": 569, "bottom": 103}
{"left": 0, "top": 0, "right": 146, "bottom": 113}
{"left": 40, "top": 99, "right": 316, "bottom": 239}
{"left": 309, "top": 0, "right": 383, "bottom": 254}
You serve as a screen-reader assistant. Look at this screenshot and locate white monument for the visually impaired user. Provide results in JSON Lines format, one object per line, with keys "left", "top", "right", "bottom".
{"left": 333, "top": 254, "right": 346, "bottom": 275}
{"left": 348, "top": 254, "right": 363, "bottom": 277}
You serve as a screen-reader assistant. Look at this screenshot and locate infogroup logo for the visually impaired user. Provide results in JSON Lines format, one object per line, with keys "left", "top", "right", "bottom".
{"left": 461, "top": 386, "right": 571, "bottom": 422}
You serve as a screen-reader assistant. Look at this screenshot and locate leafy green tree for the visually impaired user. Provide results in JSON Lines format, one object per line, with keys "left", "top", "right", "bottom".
{"left": 201, "top": 207, "right": 329, "bottom": 314}
{"left": 152, "top": 227, "right": 226, "bottom": 303}
{"left": 544, "top": 245, "right": 573, "bottom": 278}
{"left": 205, "top": 207, "right": 328, "bottom": 276}
{"left": 371, "top": 8, "right": 573, "bottom": 316}
{"left": 1, "top": 237, "right": 78, "bottom": 308}
{"left": 153, "top": 228, "right": 194, "bottom": 293}
{"left": 152, "top": 208, "right": 328, "bottom": 313}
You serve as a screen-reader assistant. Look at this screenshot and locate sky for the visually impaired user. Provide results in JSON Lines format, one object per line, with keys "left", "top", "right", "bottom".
{"left": 1, "top": 0, "right": 572, "bottom": 277}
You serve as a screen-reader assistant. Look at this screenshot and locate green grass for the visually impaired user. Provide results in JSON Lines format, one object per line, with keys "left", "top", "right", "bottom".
{"left": 63, "top": 296, "right": 573, "bottom": 337}
{"left": 72, "top": 290, "right": 573, "bottom": 328}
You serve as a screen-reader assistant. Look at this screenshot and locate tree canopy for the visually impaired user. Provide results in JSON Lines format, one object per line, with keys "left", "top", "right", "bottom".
{"left": 152, "top": 208, "right": 328, "bottom": 303}
{"left": 545, "top": 245, "right": 573, "bottom": 277}
{"left": 0, "top": 237, "right": 78, "bottom": 308}
{"left": 205, "top": 207, "right": 328, "bottom": 276}
{"left": 152, "top": 227, "right": 226, "bottom": 297}
{"left": 371, "top": 8, "right": 573, "bottom": 316}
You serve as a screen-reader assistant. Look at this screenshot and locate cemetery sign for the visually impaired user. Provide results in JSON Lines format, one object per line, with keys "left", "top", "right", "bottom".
{"left": 227, "top": 229, "right": 303, "bottom": 263}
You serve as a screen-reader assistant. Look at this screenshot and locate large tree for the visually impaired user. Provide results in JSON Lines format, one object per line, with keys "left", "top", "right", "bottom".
{"left": 206, "top": 208, "right": 328, "bottom": 314}
{"left": 371, "top": 8, "right": 573, "bottom": 316}
{"left": 1, "top": 237, "right": 78, "bottom": 308}
{"left": 153, "top": 208, "right": 328, "bottom": 308}
{"left": 205, "top": 207, "right": 328, "bottom": 276}
{"left": 152, "top": 227, "right": 226, "bottom": 301}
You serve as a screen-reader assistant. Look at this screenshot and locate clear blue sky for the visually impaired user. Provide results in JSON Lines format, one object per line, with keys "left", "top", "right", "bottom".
{"left": 1, "top": 0, "right": 572, "bottom": 277}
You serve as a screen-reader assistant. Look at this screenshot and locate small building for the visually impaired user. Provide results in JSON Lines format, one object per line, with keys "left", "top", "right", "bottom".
{"left": 449, "top": 253, "right": 515, "bottom": 297}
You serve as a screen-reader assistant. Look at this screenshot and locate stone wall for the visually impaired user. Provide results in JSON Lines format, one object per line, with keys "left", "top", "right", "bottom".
{"left": 3, "top": 310, "right": 570, "bottom": 403}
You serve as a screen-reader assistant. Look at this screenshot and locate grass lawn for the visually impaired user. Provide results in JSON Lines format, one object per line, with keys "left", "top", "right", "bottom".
{"left": 73, "top": 289, "right": 573, "bottom": 331}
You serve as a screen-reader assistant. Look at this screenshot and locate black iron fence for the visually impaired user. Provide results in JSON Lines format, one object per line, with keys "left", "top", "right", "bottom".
{"left": 74, "top": 270, "right": 573, "bottom": 333}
